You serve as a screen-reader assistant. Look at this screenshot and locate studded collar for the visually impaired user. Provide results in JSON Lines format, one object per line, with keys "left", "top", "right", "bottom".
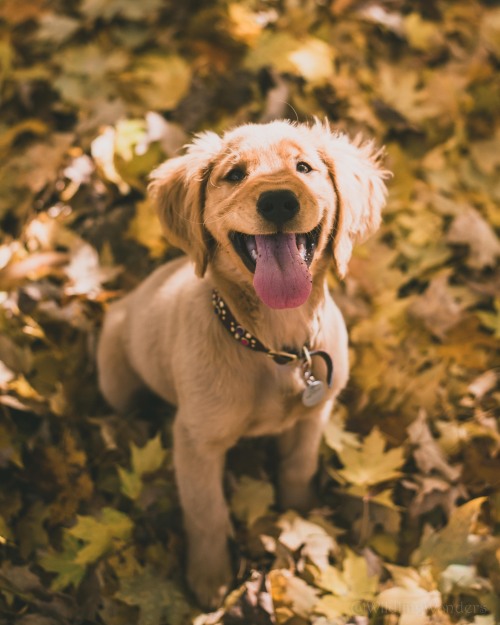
{"left": 212, "top": 289, "right": 334, "bottom": 386}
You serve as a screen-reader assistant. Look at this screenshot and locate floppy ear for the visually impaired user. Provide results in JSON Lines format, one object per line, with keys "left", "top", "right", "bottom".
{"left": 148, "top": 131, "right": 222, "bottom": 277}
{"left": 314, "top": 124, "right": 390, "bottom": 278}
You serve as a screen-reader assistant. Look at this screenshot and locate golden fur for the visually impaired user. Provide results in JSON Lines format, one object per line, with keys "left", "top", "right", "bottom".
{"left": 97, "top": 120, "right": 389, "bottom": 608}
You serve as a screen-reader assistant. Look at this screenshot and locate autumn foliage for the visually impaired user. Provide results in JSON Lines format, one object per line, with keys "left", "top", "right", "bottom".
{"left": 0, "top": 0, "right": 499, "bottom": 624}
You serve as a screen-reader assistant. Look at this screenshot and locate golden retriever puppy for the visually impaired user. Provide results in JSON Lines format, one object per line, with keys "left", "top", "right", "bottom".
{"left": 97, "top": 120, "right": 389, "bottom": 608}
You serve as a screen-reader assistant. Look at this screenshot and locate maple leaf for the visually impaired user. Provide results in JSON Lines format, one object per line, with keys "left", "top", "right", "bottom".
{"left": 375, "top": 564, "right": 442, "bottom": 625}
{"left": 277, "top": 511, "right": 335, "bottom": 571}
{"left": 314, "top": 549, "right": 379, "bottom": 619}
{"left": 332, "top": 427, "right": 405, "bottom": 489}
{"left": 269, "top": 569, "right": 318, "bottom": 621}
{"left": 230, "top": 476, "right": 274, "bottom": 527}
{"left": 245, "top": 32, "right": 334, "bottom": 84}
{"left": 447, "top": 208, "right": 500, "bottom": 269}
{"left": 322, "top": 410, "right": 361, "bottom": 454}
{"left": 115, "top": 567, "right": 191, "bottom": 625}
{"left": 119, "top": 434, "right": 168, "bottom": 500}
{"left": 127, "top": 196, "right": 167, "bottom": 259}
{"left": 407, "top": 410, "right": 461, "bottom": 482}
{"left": 68, "top": 508, "right": 133, "bottom": 565}
{"left": 412, "top": 498, "right": 493, "bottom": 575}
{"left": 39, "top": 535, "right": 86, "bottom": 591}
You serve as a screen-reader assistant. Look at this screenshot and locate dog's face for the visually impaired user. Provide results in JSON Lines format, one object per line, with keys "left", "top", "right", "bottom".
{"left": 149, "top": 121, "right": 389, "bottom": 309}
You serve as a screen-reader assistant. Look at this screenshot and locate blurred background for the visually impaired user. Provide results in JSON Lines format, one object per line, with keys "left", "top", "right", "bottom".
{"left": 0, "top": 1, "right": 499, "bottom": 624}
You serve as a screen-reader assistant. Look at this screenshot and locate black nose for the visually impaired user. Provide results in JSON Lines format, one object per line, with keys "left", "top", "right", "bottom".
{"left": 257, "top": 190, "right": 299, "bottom": 226}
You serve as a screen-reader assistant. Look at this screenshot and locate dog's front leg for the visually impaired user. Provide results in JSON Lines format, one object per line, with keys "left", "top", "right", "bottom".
{"left": 173, "top": 418, "right": 233, "bottom": 609}
{"left": 278, "top": 400, "right": 334, "bottom": 513}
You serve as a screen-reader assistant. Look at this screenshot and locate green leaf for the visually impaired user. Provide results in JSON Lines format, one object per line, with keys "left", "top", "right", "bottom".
{"left": 116, "top": 567, "right": 191, "bottom": 625}
{"left": 119, "top": 434, "right": 168, "bottom": 499}
{"left": 68, "top": 508, "right": 133, "bottom": 565}
{"left": 118, "top": 466, "right": 142, "bottom": 500}
{"left": 39, "top": 535, "right": 86, "bottom": 590}
{"left": 131, "top": 433, "right": 167, "bottom": 477}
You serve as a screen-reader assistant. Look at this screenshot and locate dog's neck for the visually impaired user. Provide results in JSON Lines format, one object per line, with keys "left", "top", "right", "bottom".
{"left": 209, "top": 259, "right": 330, "bottom": 353}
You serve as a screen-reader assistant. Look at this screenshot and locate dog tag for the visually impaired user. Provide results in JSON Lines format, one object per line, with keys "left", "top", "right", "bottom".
{"left": 302, "top": 378, "right": 325, "bottom": 407}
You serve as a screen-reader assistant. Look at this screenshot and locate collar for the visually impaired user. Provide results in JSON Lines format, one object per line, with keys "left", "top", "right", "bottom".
{"left": 212, "top": 289, "right": 334, "bottom": 387}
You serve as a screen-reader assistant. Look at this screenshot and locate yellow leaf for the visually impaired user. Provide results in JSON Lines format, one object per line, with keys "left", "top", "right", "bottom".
{"left": 314, "top": 549, "right": 378, "bottom": 619}
{"left": 404, "top": 13, "right": 444, "bottom": 52}
{"left": 132, "top": 54, "right": 191, "bottom": 111}
{"left": 119, "top": 434, "right": 167, "bottom": 499}
{"left": 334, "top": 427, "right": 405, "bottom": 489}
{"left": 323, "top": 410, "right": 360, "bottom": 454}
{"left": 245, "top": 33, "right": 333, "bottom": 84}
{"left": 412, "top": 497, "right": 489, "bottom": 574}
{"left": 118, "top": 467, "right": 142, "bottom": 500}
{"left": 131, "top": 434, "right": 167, "bottom": 477}
{"left": 228, "top": 4, "right": 263, "bottom": 44}
{"left": 288, "top": 38, "right": 334, "bottom": 83}
{"left": 127, "top": 198, "right": 167, "bottom": 259}
{"left": 69, "top": 508, "right": 133, "bottom": 565}
{"left": 230, "top": 476, "right": 274, "bottom": 526}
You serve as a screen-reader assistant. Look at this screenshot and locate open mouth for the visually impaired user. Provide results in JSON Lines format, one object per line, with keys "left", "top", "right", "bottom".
{"left": 230, "top": 227, "right": 320, "bottom": 274}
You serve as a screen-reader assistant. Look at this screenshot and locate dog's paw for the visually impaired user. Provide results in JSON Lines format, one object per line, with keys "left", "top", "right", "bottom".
{"left": 187, "top": 549, "right": 232, "bottom": 610}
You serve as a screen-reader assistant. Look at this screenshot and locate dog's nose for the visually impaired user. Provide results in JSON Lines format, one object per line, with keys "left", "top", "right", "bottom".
{"left": 257, "top": 190, "right": 299, "bottom": 226}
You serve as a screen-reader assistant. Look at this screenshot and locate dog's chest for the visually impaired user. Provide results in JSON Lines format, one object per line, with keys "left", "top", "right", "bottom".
{"left": 242, "top": 362, "right": 318, "bottom": 437}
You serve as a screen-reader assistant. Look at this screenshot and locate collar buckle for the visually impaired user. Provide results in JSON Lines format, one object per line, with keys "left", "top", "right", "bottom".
{"left": 267, "top": 350, "right": 299, "bottom": 365}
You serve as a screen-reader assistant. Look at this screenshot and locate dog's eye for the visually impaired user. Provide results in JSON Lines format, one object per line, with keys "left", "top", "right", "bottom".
{"left": 224, "top": 167, "right": 246, "bottom": 183}
{"left": 296, "top": 161, "right": 312, "bottom": 174}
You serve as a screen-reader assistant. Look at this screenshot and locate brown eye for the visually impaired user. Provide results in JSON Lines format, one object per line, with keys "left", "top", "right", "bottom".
{"left": 296, "top": 161, "right": 312, "bottom": 173}
{"left": 224, "top": 167, "right": 246, "bottom": 182}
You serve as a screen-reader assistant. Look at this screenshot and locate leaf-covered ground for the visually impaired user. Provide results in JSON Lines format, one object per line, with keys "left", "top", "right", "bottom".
{"left": 1, "top": 1, "right": 500, "bottom": 624}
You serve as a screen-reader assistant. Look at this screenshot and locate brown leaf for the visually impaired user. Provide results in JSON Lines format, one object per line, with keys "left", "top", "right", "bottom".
{"left": 408, "top": 274, "right": 463, "bottom": 339}
{"left": 447, "top": 208, "right": 500, "bottom": 269}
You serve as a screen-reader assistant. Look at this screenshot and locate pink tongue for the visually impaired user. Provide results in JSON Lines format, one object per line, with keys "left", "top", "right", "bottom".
{"left": 253, "top": 234, "right": 312, "bottom": 309}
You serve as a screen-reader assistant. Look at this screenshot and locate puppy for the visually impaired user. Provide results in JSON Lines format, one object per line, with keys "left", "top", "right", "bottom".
{"left": 97, "top": 120, "right": 389, "bottom": 608}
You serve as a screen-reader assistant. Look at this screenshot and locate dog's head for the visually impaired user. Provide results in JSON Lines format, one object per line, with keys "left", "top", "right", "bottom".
{"left": 149, "top": 120, "right": 389, "bottom": 309}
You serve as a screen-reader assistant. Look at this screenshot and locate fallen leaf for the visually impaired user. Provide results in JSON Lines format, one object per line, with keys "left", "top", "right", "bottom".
{"left": 277, "top": 511, "right": 335, "bottom": 571}
{"left": 39, "top": 535, "right": 87, "bottom": 591}
{"left": 314, "top": 549, "right": 379, "bottom": 619}
{"left": 115, "top": 567, "right": 191, "bottom": 625}
{"left": 269, "top": 569, "right": 318, "bottom": 620}
{"left": 408, "top": 274, "right": 464, "bottom": 339}
{"left": 127, "top": 198, "right": 168, "bottom": 258}
{"left": 412, "top": 498, "right": 492, "bottom": 574}
{"left": 333, "top": 427, "right": 405, "bottom": 489}
{"left": 69, "top": 508, "right": 133, "bottom": 565}
{"left": 245, "top": 33, "right": 334, "bottom": 84}
{"left": 407, "top": 410, "right": 461, "bottom": 482}
{"left": 231, "top": 476, "right": 274, "bottom": 527}
{"left": 447, "top": 208, "right": 500, "bottom": 269}
{"left": 376, "top": 584, "right": 441, "bottom": 625}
